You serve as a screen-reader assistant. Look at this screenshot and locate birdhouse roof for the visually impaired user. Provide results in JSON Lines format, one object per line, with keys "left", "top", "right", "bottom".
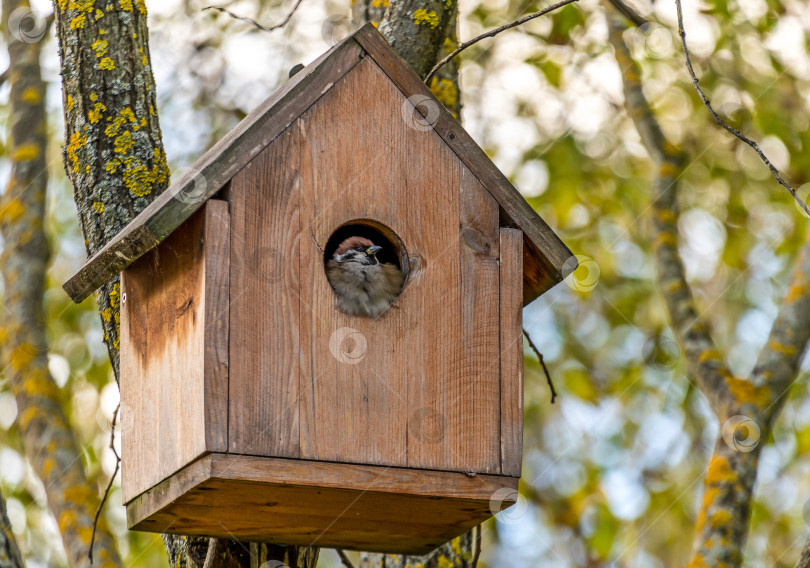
{"left": 63, "top": 23, "right": 575, "bottom": 305}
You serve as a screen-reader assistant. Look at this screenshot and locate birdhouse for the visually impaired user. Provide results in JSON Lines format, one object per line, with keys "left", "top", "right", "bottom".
{"left": 64, "top": 24, "right": 574, "bottom": 554}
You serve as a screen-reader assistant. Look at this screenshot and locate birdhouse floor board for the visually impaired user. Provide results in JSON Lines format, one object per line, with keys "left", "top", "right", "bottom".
{"left": 125, "top": 453, "right": 518, "bottom": 554}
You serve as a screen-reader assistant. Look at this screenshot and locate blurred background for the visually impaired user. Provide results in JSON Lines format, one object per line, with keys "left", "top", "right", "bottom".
{"left": 1, "top": 0, "right": 810, "bottom": 566}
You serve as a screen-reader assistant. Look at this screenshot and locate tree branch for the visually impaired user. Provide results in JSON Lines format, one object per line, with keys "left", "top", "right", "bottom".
{"left": 607, "top": 13, "right": 732, "bottom": 413}
{"left": 336, "top": 549, "right": 356, "bottom": 568}
{"left": 523, "top": 329, "right": 557, "bottom": 403}
{"left": 203, "top": 2, "right": 304, "bottom": 33}
{"left": 605, "top": 0, "right": 647, "bottom": 27}
{"left": 425, "top": 0, "right": 579, "bottom": 85}
{"left": 674, "top": 0, "right": 810, "bottom": 216}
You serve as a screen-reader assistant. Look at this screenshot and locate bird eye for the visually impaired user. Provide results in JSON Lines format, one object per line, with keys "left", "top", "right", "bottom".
{"left": 355, "top": 246, "right": 364, "bottom": 252}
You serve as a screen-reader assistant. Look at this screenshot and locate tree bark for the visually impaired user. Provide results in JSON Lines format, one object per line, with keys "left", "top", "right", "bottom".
{"left": 0, "top": 490, "right": 25, "bottom": 568}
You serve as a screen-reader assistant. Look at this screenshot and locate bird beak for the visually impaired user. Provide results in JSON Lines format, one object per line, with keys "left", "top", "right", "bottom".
{"left": 367, "top": 246, "right": 382, "bottom": 255}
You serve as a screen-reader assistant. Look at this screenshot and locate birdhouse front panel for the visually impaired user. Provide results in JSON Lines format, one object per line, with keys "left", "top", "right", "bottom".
{"left": 225, "top": 56, "right": 508, "bottom": 476}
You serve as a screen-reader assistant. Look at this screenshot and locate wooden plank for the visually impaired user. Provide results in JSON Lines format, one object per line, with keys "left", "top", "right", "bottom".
{"left": 499, "top": 228, "right": 524, "bottom": 476}
{"left": 295, "top": 57, "right": 505, "bottom": 473}
{"left": 120, "top": 207, "right": 209, "bottom": 503}
{"left": 63, "top": 37, "right": 365, "bottom": 303}
{"left": 228, "top": 129, "right": 301, "bottom": 457}
{"left": 296, "top": 58, "right": 419, "bottom": 468}
{"left": 455, "top": 169, "right": 501, "bottom": 473}
{"left": 352, "top": 24, "right": 576, "bottom": 304}
{"left": 126, "top": 453, "right": 518, "bottom": 554}
{"left": 203, "top": 199, "right": 230, "bottom": 450}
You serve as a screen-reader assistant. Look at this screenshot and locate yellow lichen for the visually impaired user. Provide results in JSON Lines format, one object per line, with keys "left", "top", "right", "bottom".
{"left": 768, "top": 340, "right": 796, "bottom": 355}
{"left": 91, "top": 38, "right": 108, "bottom": 58}
{"left": 114, "top": 130, "right": 134, "bottom": 154}
{"left": 725, "top": 376, "right": 770, "bottom": 406}
{"left": 413, "top": 8, "right": 439, "bottom": 28}
{"left": 88, "top": 101, "right": 106, "bottom": 124}
{"left": 66, "top": 131, "right": 87, "bottom": 173}
{"left": 70, "top": 13, "right": 86, "bottom": 29}
{"left": 93, "top": 201, "right": 105, "bottom": 213}
{"left": 429, "top": 77, "right": 458, "bottom": 113}
{"left": 12, "top": 143, "right": 40, "bottom": 162}
{"left": 99, "top": 57, "right": 115, "bottom": 70}
{"left": 710, "top": 509, "right": 732, "bottom": 527}
{"left": 706, "top": 456, "right": 736, "bottom": 485}
{"left": 21, "top": 87, "right": 42, "bottom": 104}
{"left": 67, "top": 94, "right": 74, "bottom": 111}
{"left": 0, "top": 199, "right": 25, "bottom": 223}
{"left": 371, "top": 0, "right": 388, "bottom": 6}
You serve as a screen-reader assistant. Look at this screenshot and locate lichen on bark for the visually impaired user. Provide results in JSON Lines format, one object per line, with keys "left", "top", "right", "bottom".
{"left": 53, "top": 0, "right": 169, "bottom": 375}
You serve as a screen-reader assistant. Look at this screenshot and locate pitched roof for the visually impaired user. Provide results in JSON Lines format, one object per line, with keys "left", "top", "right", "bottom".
{"left": 64, "top": 23, "right": 575, "bottom": 305}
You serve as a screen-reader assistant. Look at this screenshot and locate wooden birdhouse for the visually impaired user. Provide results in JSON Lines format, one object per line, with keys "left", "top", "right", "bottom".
{"left": 64, "top": 24, "right": 574, "bottom": 554}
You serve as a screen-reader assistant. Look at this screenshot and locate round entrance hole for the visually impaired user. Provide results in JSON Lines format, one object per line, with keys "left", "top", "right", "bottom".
{"left": 323, "top": 220, "right": 408, "bottom": 273}
{"left": 323, "top": 220, "right": 409, "bottom": 317}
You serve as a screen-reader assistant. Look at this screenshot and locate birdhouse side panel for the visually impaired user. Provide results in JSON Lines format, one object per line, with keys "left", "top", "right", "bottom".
{"left": 228, "top": 129, "right": 302, "bottom": 458}
{"left": 294, "top": 56, "right": 503, "bottom": 474}
{"left": 499, "top": 227, "right": 524, "bottom": 476}
{"left": 120, "top": 201, "right": 230, "bottom": 503}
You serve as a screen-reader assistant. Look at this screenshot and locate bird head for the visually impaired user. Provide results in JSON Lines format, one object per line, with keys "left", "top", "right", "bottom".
{"left": 332, "top": 236, "right": 383, "bottom": 266}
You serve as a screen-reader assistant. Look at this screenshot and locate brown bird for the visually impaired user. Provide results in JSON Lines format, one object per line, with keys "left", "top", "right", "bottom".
{"left": 326, "top": 236, "right": 405, "bottom": 318}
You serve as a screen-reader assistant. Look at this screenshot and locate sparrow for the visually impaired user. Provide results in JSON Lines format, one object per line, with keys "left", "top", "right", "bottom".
{"left": 326, "top": 236, "right": 405, "bottom": 319}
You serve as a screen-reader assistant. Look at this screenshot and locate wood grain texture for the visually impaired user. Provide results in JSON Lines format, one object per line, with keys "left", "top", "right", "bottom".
{"left": 203, "top": 199, "right": 230, "bottom": 450}
{"left": 352, "top": 24, "right": 575, "bottom": 304}
{"left": 126, "top": 453, "right": 518, "bottom": 554}
{"left": 64, "top": 37, "right": 364, "bottom": 303}
{"left": 121, "top": 204, "right": 230, "bottom": 502}
{"left": 294, "top": 56, "right": 502, "bottom": 474}
{"left": 499, "top": 228, "right": 524, "bottom": 476}
{"left": 228, "top": 129, "right": 301, "bottom": 458}
{"left": 455, "top": 169, "right": 501, "bottom": 473}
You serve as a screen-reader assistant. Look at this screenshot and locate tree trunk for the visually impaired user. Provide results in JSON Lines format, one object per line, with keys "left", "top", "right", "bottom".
{"left": 1, "top": 1, "right": 123, "bottom": 566}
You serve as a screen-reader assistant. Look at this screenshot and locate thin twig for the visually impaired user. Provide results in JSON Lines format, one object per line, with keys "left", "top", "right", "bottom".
{"left": 203, "top": 1, "right": 304, "bottom": 32}
{"left": 88, "top": 459, "right": 118, "bottom": 564}
{"left": 523, "top": 329, "right": 557, "bottom": 404}
{"left": 606, "top": 0, "right": 647, "bottom": 27}
{"left": 472, "top": 524, "right": 482, "bottom": 568}
{"left": 424, "top": 0, "right": 579, "bottom": 84}
{"left": 674, "top": 0, "right": 810, "bottom": 217}
{"left": 336, "top": 549, "right": 356, "bottom": 568}
{"left": 89, "top": 404, "right": 120, "bottom": 565}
